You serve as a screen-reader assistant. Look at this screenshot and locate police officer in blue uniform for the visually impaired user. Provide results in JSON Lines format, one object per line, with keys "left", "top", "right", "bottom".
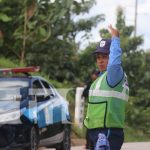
{"left": 84, "top": 25, "right": 129, "bottom": 150}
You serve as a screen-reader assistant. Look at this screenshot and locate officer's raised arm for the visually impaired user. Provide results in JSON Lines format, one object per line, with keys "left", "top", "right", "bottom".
{"left": 107, "top": 25, "right": 124, "bottom": 87}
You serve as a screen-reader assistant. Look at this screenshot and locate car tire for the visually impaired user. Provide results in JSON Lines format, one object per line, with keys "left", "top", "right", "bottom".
{"left": 56, "top": 125, "right": 71, "bottom": 150}
{"left": 24, "top": 126, "right": 39, "bottom": 150}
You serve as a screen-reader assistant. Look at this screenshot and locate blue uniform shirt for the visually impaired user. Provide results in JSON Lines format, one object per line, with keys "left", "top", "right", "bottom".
{"left": 100, "top": 37, "right": 124, "bottom": 87}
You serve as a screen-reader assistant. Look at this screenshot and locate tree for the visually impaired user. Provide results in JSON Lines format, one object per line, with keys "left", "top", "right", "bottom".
{"left": 26, "top": 0, "right": 104, "bottom": 82}
{"left": 0, "top": 0, "right": 55, "bottom": 63}
{"left": 0, "top": 0, "right": 105, "bottom": 82}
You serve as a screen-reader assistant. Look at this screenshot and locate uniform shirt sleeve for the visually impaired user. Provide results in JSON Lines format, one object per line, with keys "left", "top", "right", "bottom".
{"left": 107, "top": 37, "right": 124, "bottom": 87}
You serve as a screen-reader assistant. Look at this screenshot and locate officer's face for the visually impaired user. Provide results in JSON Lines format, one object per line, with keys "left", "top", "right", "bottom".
{"left": 96, "top": 53, "right": 109, "bottom": 72}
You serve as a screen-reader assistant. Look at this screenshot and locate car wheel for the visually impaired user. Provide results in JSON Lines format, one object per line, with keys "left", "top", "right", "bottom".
{"left": 56, "top": 125, "right": 71, "bottom": 150}
{"left": 24, "top": 126, "right": 38, "bottom": 150}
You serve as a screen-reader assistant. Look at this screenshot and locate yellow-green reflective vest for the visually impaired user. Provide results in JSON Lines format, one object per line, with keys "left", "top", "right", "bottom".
{"left": 84, "top": 71, "right": 129, "bottom": 129}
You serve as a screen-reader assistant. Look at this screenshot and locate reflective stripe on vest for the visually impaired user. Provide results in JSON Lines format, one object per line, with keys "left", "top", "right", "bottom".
{"left": 94, "top": 72, "right": 105, "bottom": 89}
{"left": 89, "top": 90, "right": 129, "bottom": 101}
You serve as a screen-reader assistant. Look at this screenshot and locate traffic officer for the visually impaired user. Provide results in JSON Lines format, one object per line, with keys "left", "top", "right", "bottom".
{"left": 84, "top": 25, "right": 129, "bottom": 150}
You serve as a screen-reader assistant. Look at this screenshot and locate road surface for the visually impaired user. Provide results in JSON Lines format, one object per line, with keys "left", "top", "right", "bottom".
{"left": 38, "top": 142, "right": 150, "bottom": 150}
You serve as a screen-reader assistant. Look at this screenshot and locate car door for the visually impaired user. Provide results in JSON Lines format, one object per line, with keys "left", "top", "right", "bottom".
{"left": 38, "top": 80, "right": 64, "bottom": 140}
{"left": 31, "top": 79, "right": 50, "bottom": 125}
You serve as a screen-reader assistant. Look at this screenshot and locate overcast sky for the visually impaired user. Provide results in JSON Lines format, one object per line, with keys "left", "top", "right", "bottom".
{"left": 76, "top": 0, "right": 150, "bottom": 50}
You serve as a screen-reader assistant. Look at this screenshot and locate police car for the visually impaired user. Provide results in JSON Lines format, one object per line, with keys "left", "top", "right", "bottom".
{"left": 0, "top": 67, "right": 71, "bottom": 150}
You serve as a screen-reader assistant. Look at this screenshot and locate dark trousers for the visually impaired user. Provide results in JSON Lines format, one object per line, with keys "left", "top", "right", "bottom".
{"left": 88, "top": 128, "right": 124, "bottom": 150}
{"left": 85, "top": 129, "right": 94, "bottom": 149}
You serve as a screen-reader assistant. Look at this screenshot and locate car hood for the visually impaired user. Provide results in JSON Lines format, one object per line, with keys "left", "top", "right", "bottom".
{"left": 0, "top": 101, "right": 20, "bottom": 114}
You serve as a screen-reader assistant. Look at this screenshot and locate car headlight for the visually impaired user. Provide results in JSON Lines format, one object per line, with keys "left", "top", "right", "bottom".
{"left": 0, "top": 109, "right": 21, "bottom": 124}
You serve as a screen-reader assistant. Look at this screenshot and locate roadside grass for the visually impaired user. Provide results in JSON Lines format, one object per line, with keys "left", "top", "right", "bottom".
{"left": 125, "top": 126, "right": 150, "bottom": 142}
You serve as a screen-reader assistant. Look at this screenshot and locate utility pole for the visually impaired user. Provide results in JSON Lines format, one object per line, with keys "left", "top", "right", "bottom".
{"left": 134, "top": 0, "right": 138, "bottom": 37}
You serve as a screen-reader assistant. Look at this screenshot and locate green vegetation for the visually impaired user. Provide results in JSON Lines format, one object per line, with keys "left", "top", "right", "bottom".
{"left": 0, "top": 1, "right": 150, "bottom": 142}
{"left": 0, "top": 0, "right": 104, "bottom": 83}
{"left": 124, "top": 126, "right": 150, "bottom": 142}
{"left": 0, "top": 57, "right": 23, "bottom": 68}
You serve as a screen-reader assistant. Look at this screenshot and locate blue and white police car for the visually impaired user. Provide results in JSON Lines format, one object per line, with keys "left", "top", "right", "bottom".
{"left": 0, "top": 67, "right": 71, "bottom": 150}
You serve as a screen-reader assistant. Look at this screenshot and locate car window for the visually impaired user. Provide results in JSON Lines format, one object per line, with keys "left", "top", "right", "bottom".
{"left": 32, "top": 80, "right": 45, "bottom": 102}
{"left": 33, "top": 80, "right": 43, "bottom": 89}
{"left": 0, "top": 78, "right": 29, "bottom": 101}
{"left": 40, "top": 80, "right": 56, "bottom": 98}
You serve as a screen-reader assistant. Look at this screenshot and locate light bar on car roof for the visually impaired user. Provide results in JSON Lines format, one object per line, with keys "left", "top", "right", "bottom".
{"left": 0, "top": 66, "right": 40, "bottom": 75}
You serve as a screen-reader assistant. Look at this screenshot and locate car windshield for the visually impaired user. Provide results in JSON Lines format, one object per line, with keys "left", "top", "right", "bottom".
{"left": 0, "top": 78, "right": 29, "bottom": 101}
